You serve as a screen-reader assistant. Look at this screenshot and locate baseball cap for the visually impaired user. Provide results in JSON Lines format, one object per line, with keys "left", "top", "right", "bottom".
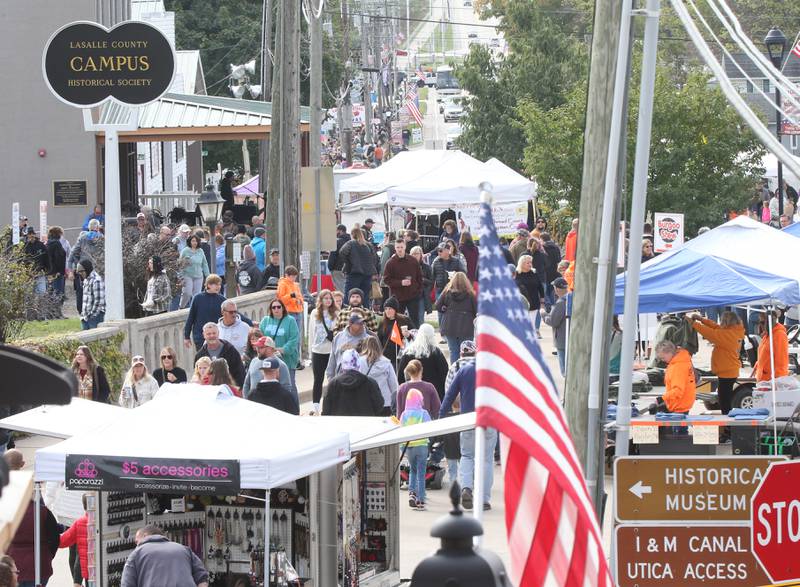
{"left": 254, "top": 336, "right": 276, "bottom": 349}
{"left": 364, "top": 218, "right": 375, "bottom": 225}
{"left": 517, "top": 228, "right": 530, "bottom": 238}
{"left": 25, "top": 226, "right": 36, "bottom": 235}
{"left": 349, "top": 313, "right": 365, "bottom": 325}
{"left": 136, "top": 212, "right": 146, "bottom": 219}
{"left": 270, "top": 248, "right": 280, "bottom": 255}
{"left": 460, "top": 340, "right": 476, "bottom": 355}
{"left": 516, "top": 222, "right": 529, "bottom": 229}
{"left": 260, "top": 357, "right": 280, "bottom": 370}
{"left": 179, "top": 223, "right": 191, "bottom": 234}
{"left": 552, "top": 277, "right": 569, "bottom": 289}
{"left": 131, "top": 355, "right": 146, "bottom": 366}
{"left": 336, "top": 224, "right": 347, "bottom": 232}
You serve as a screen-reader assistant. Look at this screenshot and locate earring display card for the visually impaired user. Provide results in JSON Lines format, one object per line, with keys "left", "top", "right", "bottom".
{"left": 366, "top": 447, "right": 386, "bottom": 473}
{"left": 365, "top": 482, "right": 386, "bottom": 512}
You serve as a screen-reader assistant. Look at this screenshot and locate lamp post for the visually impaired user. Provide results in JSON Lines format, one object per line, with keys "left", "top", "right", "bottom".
{"left": 411, "top": 483, "right": 510, "bottom": 586}
{"left": 196, "top": 184, "right": 226, "bottom": 274}
{"left": 765, "top": 27, "right": 788, "bottom": 217}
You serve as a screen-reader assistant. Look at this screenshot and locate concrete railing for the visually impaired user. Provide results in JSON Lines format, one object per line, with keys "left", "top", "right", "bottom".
{"left": 73, "top": 290, "right": 275, "bottom": 374}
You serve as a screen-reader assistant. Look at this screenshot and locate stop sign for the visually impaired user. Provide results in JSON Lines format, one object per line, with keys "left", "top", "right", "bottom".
{"left": 751, "top": 461, "right": 800, "bottom": 583}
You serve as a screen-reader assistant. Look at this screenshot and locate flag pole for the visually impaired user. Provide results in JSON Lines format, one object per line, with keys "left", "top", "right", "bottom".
{"left": 473, "top": 182, "right": 494, "bottom": 540}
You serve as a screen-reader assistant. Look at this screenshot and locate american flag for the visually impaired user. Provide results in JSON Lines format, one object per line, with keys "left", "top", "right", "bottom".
{"left": 474, "top": 203, "right": 612, "bottom": 586}
{"left": 405, "top": 99, "right": 424, "bottom": 127}
{"left": 793, "top": 40, "right": 800, "bottom": 59}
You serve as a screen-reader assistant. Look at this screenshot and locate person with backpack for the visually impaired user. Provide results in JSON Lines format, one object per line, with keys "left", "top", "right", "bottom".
{"left": 327, "top": 224, "right": 350, "bottom": 294}
{"left": 338, "top": 227, "right": 378, "bottom": 300}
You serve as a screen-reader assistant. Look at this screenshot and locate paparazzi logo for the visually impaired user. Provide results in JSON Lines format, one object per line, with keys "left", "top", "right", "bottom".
{"left": 74, "top": 458, "right": 98, "bottom": 478}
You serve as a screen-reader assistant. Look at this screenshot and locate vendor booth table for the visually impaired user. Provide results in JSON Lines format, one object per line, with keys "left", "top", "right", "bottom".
{"left": 1, "top": 387, "right": 475, "bottom": 587}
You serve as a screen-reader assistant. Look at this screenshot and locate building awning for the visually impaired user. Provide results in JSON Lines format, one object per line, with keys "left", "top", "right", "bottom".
{"left": 94, "top": 93, "right": 311, "bottom": 143}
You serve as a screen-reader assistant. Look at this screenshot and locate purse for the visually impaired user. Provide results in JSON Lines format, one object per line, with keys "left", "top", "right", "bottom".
{"left": 322, "top": 316, "right": 334, "bottom": 341}
{"left": 370, "top": 280, "right": 383, "bottom": 300}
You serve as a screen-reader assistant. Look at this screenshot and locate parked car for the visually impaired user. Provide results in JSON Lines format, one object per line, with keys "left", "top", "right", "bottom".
{"left": 446, "top": 126, "right": 462, "bottom": 150}
{"left": 463, "top": 0, "right": 472, "bottom": 5}
{"left": 424, "top": 72, "right": 437, "bottom": 87}
{"left": 467, "top": 31, "right": 478, "bottom": 39}
{"left": 443, "top": 99, "right": 463, "bottom": 122}
{"left": 489, "top": 37, "right": 500, "bottom": 48}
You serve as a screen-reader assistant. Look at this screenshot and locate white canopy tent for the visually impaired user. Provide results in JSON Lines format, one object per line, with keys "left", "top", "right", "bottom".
{"left": 337, "top": 150, "right": 456, "bottom": 195}
{"left": 34, "top": 386, "right": 351, "bottom": 489}
{"left": 0, "top": 398, "right": 123, "bottom": 439}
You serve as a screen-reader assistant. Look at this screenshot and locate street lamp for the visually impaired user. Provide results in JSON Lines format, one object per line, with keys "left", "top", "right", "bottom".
{"left": 196, "top": 184, "right": 226, "bottom": 274}
{"left": 765, "top": 27, "right": 788, "bottom": 217}
{"left": 410, "top": 483, "right": 510, "bottom": 586}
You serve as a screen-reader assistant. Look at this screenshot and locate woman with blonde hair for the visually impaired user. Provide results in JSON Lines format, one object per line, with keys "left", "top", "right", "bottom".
{"left": 357, "top": 336, "right": 398, "bottom": 415}
{"left": 515, "top": 254, "right": 545, "bottom": 338}
{"left": 308, "top": 289, "right": 340, "bottom": 412}
{"left": 191, "top": 356, "right": 213, "bottom": 384}
{"left": 119, "top": 356, "right": 159, "bottom": 408}
{"left": 434, "top": 271, "right": 477, "bottom": 363}
{"left": 152, "top": 347, "right": 187, "bottom": 385}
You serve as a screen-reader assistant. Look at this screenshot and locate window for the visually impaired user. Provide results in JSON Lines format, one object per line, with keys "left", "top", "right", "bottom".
{"left": 746, "top": 81, "right": 754, "bottom": 93}
{"left": 792, "top": 134, "right": 798, "bottom": 151}
{"left": 763, "top": 79, "right": 771, "bottom": 93}
{"left": 149, "top": 142, "right": 161, "bottom": 178}
{"left": 175, "top": 141, "right": 184, "bottom": 162}
{"left": 177, "top": 174, "right": 185, "bottom": 190}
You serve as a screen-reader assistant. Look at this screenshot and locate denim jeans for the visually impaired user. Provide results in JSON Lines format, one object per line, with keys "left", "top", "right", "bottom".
{"left": 786, "top": 317, "right": 800, "bottom": 328}
{"left": 344, "top": 273, "right": 373, "bottom": 301}
{"left": 544, "top": 283, "right": 555, "bottom": 307}
{"left": 50, "top": 274, "right": 65, "bottom": 299}
{"left": 290, "top": 311, "right": 304, "bottom": 362}
{"left": 288, "top": 368, "right": 297, "bottom": 397}
{"left": 459, "top": 427, "right": 498, "bottom": 506}
{"left": 406, "top": 444, "right": 429, "bottom": 503}
{"left": 556, "top": 348, "right": 566, "bottom": 377}
{"left": 447, "top": 457, "right": 459, "bottom": 485}
{"left": 81, "top": 312, "right": 105, "bottom": 330}
{"left": 445, "top": 335, "right": 468, "bottom": 364}
{"left": 34, "top": 275, "right": 47, "bottom": 295}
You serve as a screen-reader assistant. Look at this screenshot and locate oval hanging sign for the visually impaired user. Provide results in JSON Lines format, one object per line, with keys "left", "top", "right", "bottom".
{"left": 42, "top": 20, "right": 176, "bottom": 108}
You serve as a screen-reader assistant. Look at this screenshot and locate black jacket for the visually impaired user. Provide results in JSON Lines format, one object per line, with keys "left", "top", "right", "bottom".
{"left": 328, "top": 233, "right": 351, "bottom": 272}
{"left": 24, "top": 240, "right": 50, "bottom": 274}
{"left": 46, "top": 239, "right": 67, "bottom": 276}
{"left": 152, "top": 367, "right": 188, "bottom": 385}
{"left": 435, "top": 291, "right": 477, "bottom": 339}
{"left": 322, "top": 370, "right": 384, "bottom": 416}
{"left": 339, "top": 240, "right": 378, "bottom": 276}
{"left": 263, "top": 263, "right": 281, "bottom": 286}
{"left": 431, "top": 256, "right": 466, "bottom": 293}
{"left": 249, "top": 380, "right": 299, "bottom": 414}
{"left": 195, "top": 340, "right": 246, "bottom": 387}
{"left": 397, "top": 348, "right": 450, "bottom": 399}
{"left": 542, "top": 241, "right": 562, "bottom": 282}
{"left": 378, "top": 314, "right": 411, "bottom": 365}
{"left": 515, "top": 270, "right": 544, "bottom": 311}
{"left": 237, "top": 258, "right": 262, "bottom": 294}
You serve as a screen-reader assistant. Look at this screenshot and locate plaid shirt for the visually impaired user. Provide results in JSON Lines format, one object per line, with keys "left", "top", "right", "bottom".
{"left": 146, "top": 273, "right": 172, "bottom": 314}
{"left": 81, "top": 271, "right": 106, "bottom": 319}
{"left": 333, "top": 305, "right": 379, "bottom": 333}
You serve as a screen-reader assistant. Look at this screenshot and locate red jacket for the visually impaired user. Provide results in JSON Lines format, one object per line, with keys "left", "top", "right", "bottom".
{"left": 60, "top": 515, "right": 89, "bottom": 578}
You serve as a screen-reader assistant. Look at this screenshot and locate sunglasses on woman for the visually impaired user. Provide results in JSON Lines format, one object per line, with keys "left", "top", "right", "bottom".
{"left": 271, "top": 305, "right": 282, "bottom": 310}
{"left": 161, "top": 354, "right": 172, "bottom": 360}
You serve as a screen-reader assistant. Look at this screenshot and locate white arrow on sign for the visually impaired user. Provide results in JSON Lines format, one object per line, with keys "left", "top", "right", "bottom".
{"left": 629, "top": 481, "right": 652, "bottom": 499}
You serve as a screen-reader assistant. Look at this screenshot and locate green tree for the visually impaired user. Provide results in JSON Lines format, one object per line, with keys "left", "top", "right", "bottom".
{"left": 519, "top": 67, "right": 766, "bottom": 233}
{"left": 455, "top": 0, "right": 587, "bottom": 171}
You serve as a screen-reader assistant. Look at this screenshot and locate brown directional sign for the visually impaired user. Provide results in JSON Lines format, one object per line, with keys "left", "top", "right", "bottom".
{"left": 615, "top": 456, "right": 785, "bottom": 523}
{"left": 615, "top": 525, "right": 770, "bottom": 587}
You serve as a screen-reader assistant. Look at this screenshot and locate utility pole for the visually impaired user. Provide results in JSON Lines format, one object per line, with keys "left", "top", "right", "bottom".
{"left": 258, "top": 0, "right": 273, "bottom": 216}
{"left": 339, "top": 0, "right": 353, "bottom": 165}
{"left": 362, "top": 12, "right": 374, "bottom": 144}
{"left": 563, "top": 0, "right": 626, "bottom": 510}
{"left": 266, "top": 1, "right": 283, "bottom": 250}
{"left": 308, "top": 0, "right": 323, "bottom": 166}
{"left": 283, "top": 0, "right": 301, "bottom": 268}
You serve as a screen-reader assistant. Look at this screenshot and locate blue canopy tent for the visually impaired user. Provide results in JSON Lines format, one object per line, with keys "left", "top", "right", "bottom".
{"left": 614, "top": 249, "right": 800, "bottom": 313}
{"left": 615, "top": 216, "right": 800, "bottom": 313}
{"left": 782, "top": 222, "right": 800, "bottom": 237}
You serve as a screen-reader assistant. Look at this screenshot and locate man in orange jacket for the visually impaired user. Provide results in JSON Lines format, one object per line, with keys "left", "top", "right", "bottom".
{"left": 752, "top": 310, "right": 789, "bottom": 382}
{"left": 277, "top": 265, "right": 304, "bottom": 366}
{"left": 564, "top": 218, "right": 578, "bottom": 262}
{"left": 655, "top": 340, "right": 696, "bottom": 413}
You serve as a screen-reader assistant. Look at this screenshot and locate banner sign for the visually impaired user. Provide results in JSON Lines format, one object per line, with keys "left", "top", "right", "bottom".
{"left": 66, "top": 454, "right": 240, "bottom": 495}
{"left": 654, "top": 212, "right": 685, "bottom": 253}
{"left": 456, "top": 202, "right": 528, "bottom": 236}
{"left": 42, "top": 20, "right": 175, "bottom": 108}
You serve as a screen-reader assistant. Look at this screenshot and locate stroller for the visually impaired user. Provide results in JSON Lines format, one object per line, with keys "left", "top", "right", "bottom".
{"left": 398, "top": 439, "right": 446, "bottom": 490}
